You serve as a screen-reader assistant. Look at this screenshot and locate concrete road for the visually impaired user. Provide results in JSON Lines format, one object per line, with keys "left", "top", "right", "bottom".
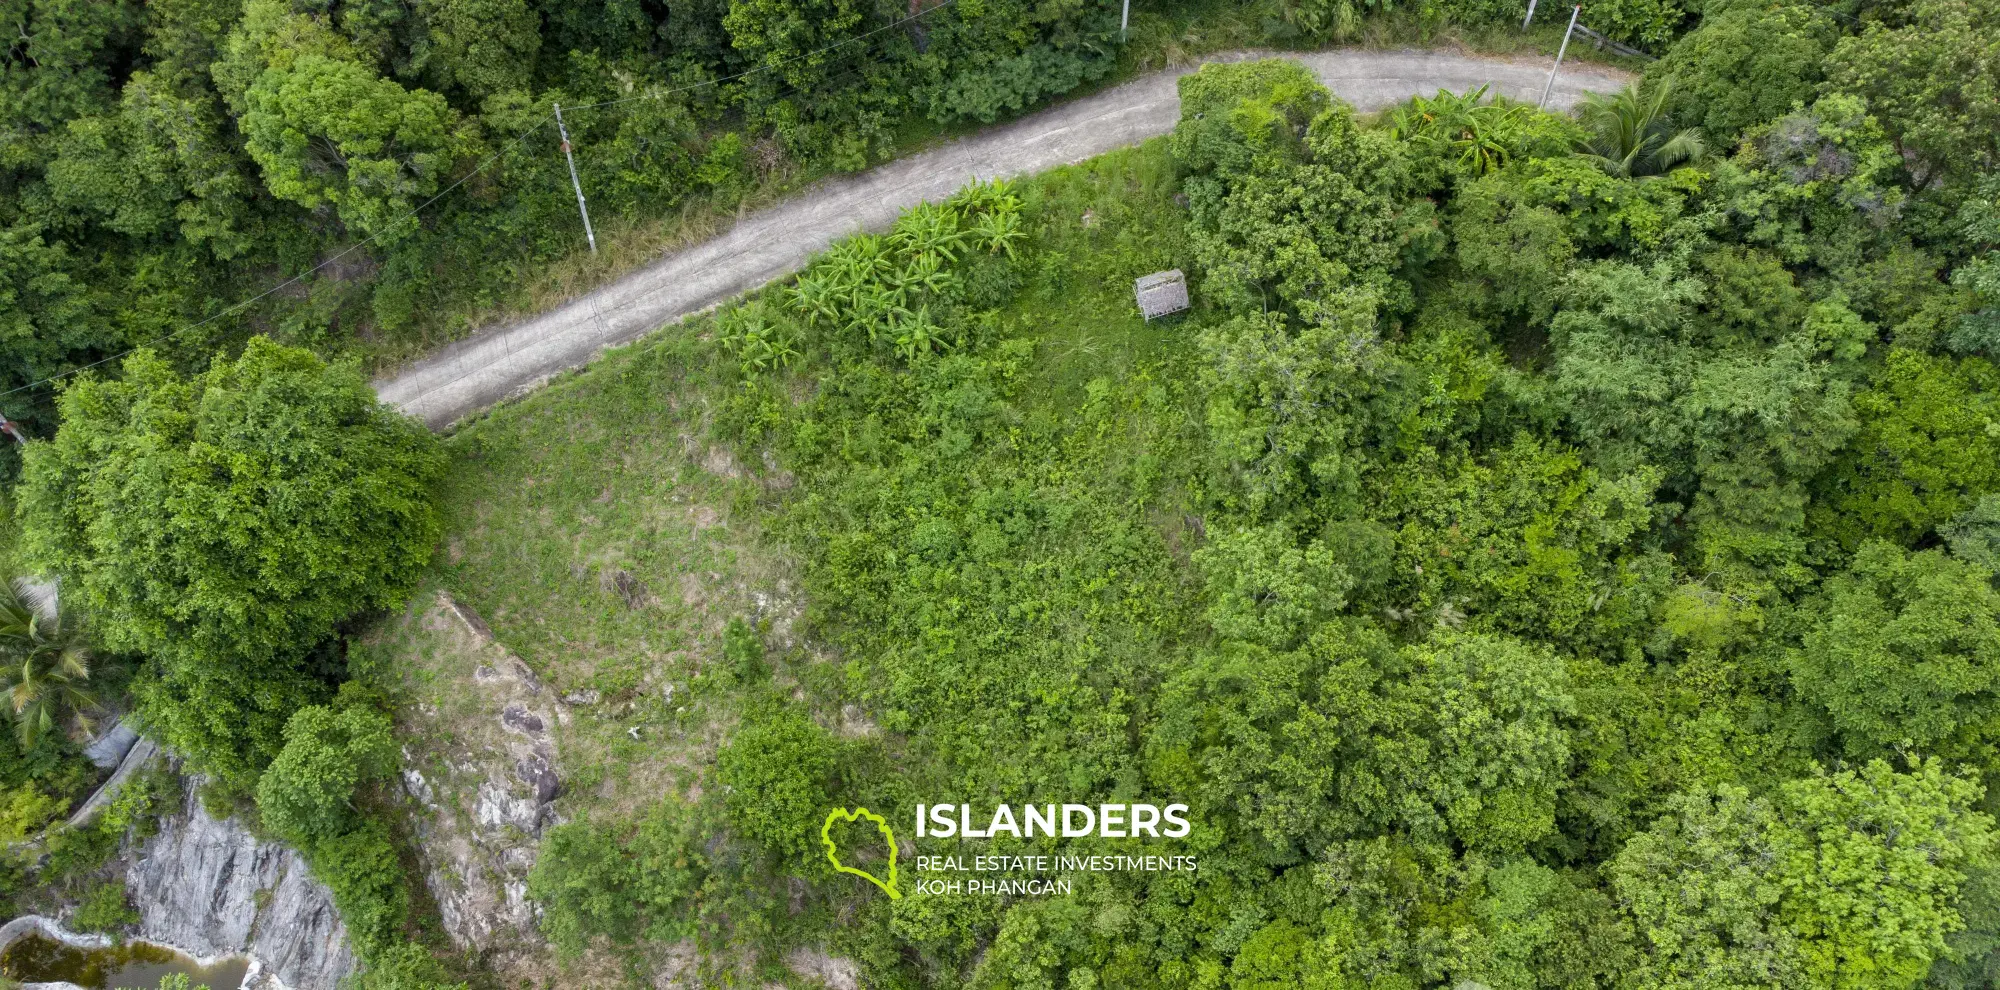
{"left": 376, "top": 48, "right": 1632, "bottom": 429}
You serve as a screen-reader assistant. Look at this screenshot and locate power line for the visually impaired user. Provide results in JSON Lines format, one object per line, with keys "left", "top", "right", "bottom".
{"left": 391, "top": 24, "right": 936, "bottom": 408}
{"left": 0, "top": 0, "right": 968, "bottom": 405}
{"left": 0, "top": 118, "right": 552, "bottom": 404}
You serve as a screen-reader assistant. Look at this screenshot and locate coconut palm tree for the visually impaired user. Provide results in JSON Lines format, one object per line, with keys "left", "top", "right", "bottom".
{"left": 1573, "top": 79, "right": 1708, "bottom": 180}
{"left": 0, "top": 578, "right": 97, "bottom": 747}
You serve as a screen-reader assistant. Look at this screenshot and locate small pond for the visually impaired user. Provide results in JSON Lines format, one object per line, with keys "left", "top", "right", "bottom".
{"left": 0, "top": 932, "right": 249, "bottom": 989}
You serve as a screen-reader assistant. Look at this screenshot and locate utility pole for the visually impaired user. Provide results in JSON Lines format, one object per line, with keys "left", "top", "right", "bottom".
{"left": 1539, "top": 5, "right": 1580, "bottom": 110}
{"left": 552, "top": 103, "right": 598, "bottom": 255}
{"left": 1120, "top": 0, "right": 1130, "bottom": 40}
{"left": 1522, "top": 0, "right": 1537, "bottom": 28}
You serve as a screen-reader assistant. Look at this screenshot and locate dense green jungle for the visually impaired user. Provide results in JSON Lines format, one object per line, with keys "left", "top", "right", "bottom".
{"left": 5, "top": 0, "right": 2000, "bottom": 988}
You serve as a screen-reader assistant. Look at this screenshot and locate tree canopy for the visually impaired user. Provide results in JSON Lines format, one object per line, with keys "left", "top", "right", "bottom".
{"left": 17, "top": 336, "right": 440, "bottom": 775}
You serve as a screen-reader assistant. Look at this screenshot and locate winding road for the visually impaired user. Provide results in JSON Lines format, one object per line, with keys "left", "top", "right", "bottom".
{"left": 375, "top": 48, "right": 1633, "bottom": 429}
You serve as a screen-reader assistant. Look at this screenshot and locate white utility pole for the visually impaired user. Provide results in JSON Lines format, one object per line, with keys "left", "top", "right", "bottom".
{"left": 1522, "top": 0, "right": 1537, "bottom": 28}
{"left": 1539, "top": 5, "right": 1580, "bottom": 110}
{"left": 552, "top": 103, "right": 598, "bottom": 255}
{"left": 1121, "top": 0, "right": 1130, "bottom": 39}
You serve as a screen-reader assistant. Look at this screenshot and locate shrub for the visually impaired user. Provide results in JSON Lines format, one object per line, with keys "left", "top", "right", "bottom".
{"left": 70, "top": 878, "right": 138, "bottom": 934}
{"left": 715, "top": 706, "right": 839, "bottom": 869}
{"left": 255, "top": 701, "right": 398, "bottom": 844}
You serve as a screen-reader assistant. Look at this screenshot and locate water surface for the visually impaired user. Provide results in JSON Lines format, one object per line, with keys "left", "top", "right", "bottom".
{"left": 0, "top": 932, "right": 248, "bottom": 989}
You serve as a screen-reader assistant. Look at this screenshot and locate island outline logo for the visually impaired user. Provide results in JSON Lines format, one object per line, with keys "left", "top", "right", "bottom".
{"left": 822, "top": 806, "right": 902, "bottom": 899}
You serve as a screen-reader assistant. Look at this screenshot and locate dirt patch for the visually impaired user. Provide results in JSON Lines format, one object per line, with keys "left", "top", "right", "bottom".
{"left": 783, "top": 947, "right": 860, "bottom": 990}
{"left": 702, "top": 445, "right": 743, "bottom": 478}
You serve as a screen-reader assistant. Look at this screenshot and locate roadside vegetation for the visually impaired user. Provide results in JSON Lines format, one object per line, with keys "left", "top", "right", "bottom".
{"left": 0, "top": 0, "right": 1647, "bottom": 455}
{"left": 3, "top": 0, "right": 2000, "bottom": 988}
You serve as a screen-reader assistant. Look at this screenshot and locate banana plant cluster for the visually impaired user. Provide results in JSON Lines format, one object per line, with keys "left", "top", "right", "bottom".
{"left": 1388, "top": 85, "right": 1539, "bottom": 178}
{"left": 715, "top": 301, "right": 804, "bottom": 376}
{"left": 785, "top": 179, "right": 1028, "bottom": 362}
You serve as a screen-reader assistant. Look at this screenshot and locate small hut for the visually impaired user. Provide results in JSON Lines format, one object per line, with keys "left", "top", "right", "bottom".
{"left": 1134, "top": 270, "right": 1190, "bottom": 321}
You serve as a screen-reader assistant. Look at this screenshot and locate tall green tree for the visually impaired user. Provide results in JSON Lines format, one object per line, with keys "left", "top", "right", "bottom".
{"left": 1811, "top": 349, "right": 2000, "bottom": 548}
{"left": 1612, "top": 760, "right": 1996, "bottom": 990}
{"left": 415, "top": 0, "right": 541, "bottom": 99}
{"left": 0, "top": 0, "right": 145, "bottom": 157}
{"left": 17, "top": 337, "right": 442, "bottom": 776}
{"left": 1652, "top": 0, "right": 1835, "bottom": 145}
{"left": 1824, "top": 0, "right": 2000, "bottom": 189}
{"left": 256, "top": 698, "right": 398, "bottom": 843}
{"left": 240, "top": 53, "right": 477, "bottom": 242}
{"left": 1787, "top": 541, "right": 2000, "bottom": 754}
{"left": 216, "top": 0, "right": 479, "bottom": 243}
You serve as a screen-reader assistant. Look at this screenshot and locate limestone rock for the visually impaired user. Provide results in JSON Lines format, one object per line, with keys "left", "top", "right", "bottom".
{"left": 400, "top": 594, "right": 569, "bottom": 970}
{"left": 124, "top": 779, "right": 356, "bottom": 990}
{"left": 784, "top": 947, "right": 860, "bottom": 990}
{"left": 81, "top": 720, "right": 139, "bottom": 769}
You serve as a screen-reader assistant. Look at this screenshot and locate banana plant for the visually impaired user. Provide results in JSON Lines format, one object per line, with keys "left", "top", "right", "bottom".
{"left": 948, "top": 177, "right": 1021, "bottom": 217}
{"left": 846, "top": 283, "right": 908, "bottom": 346}
{"left": 738, "top": 324, "right": 801, "bottom": 373}
{"left": 888, "top": 252, "right": 957, "bottom": 302}
{"left": 1452, "top": 104, "right": 1531, "bottom": 176}
{"left": 822, "top": 235, "right": 891, "bottom": 302}
{"left": 1389, "top": 86, "right": 1536, "bottom": 177}
{"left": 716, "top": 303, "right": 802, "bottom": 374}
{"left": 891, "top": 204, "right": 970, "bottom": 265}
{"left": 891, "top": 305, "right": 950, "bottom": 361}
{"left": 972, "top": 210, "right": 1025, "bottom": 257}
{"left": 787, "top": 273, "right": 843, "bottom": 328}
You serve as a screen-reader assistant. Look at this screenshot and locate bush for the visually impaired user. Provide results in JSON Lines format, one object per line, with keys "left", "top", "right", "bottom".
{"left": 525, "top": 820, "right": 642, "bottom": 954}
{"left": 722, "top": 617, "right": 768, "bottom": 684}
{"left": 527, "top": 796, "right": 771, "bottom": 957}
{"left": 255, "top": 701, "right": 398, "bottom": 844}
{"left": 715, "top": 706, "right": 839, "bottom": 869}
{"left": 70, "top": 878, "right": 138, "bottom": 934}
{"left": 305, "top": 819, "right": 411, "bottom": 956}
{"left": 353, "top": 943, "right": 469, "bottom": 990}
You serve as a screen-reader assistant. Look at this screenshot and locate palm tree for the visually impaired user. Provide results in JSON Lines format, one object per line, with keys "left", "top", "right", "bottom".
{"left": 0, "top": 578, "right": 97, "bottom": 747}
{"left": 1573, "top": 79, "right": 1708, "bottom": 180}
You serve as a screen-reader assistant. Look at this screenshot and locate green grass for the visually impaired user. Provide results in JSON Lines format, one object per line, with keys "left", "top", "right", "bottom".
{"left": 363, "top": 138, "right": 1217, "bottom": 981}
{"left": 360, "top": 323, "right": 790, "bottom": 819}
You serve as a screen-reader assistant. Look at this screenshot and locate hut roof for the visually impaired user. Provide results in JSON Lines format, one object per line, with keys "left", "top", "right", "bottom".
{"left": 1134, "top": 269, "right": 1190, "bottom": 321}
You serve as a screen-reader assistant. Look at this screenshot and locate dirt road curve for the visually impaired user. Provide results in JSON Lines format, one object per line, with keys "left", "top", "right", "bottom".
{"left": 376, "top": 48, "right": 1632, "bottom": 429}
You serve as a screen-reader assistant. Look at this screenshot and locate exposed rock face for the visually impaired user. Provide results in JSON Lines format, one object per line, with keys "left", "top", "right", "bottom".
{"left": 785, "top": 947, "right": 861, "bottom": 990}
{"left": 124, "top": 779, "right": 356, "bottom": 990}
{"left": 81, "top": 719, "right": 139, "bottom": 769}
{"left": 398, "top": 594, "right": 566, "bottom": 968}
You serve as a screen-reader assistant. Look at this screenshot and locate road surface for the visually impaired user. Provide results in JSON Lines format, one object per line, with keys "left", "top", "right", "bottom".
{"left": 375, "top": 48, "right": 1632, "bottom": 429}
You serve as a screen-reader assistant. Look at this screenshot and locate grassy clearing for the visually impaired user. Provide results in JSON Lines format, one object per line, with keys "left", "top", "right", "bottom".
{"left": 393, "top": 138, "right": 1204, "bottom": 819}
{"left": 362, "top": 138, "right": 1214, "bottom": 982}
{"left": 371, "top": 324, "right": 810, "bottom": 820}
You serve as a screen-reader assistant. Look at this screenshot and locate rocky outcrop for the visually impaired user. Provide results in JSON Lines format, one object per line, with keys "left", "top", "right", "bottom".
{"left": 397, "top": 595, "right": 566, "bottom": 968}
{"left": 124, "top": 779, "right": 356, "bottom": 990}
{"left": 81, "top": 719, "right": 139, "bottom": 769}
